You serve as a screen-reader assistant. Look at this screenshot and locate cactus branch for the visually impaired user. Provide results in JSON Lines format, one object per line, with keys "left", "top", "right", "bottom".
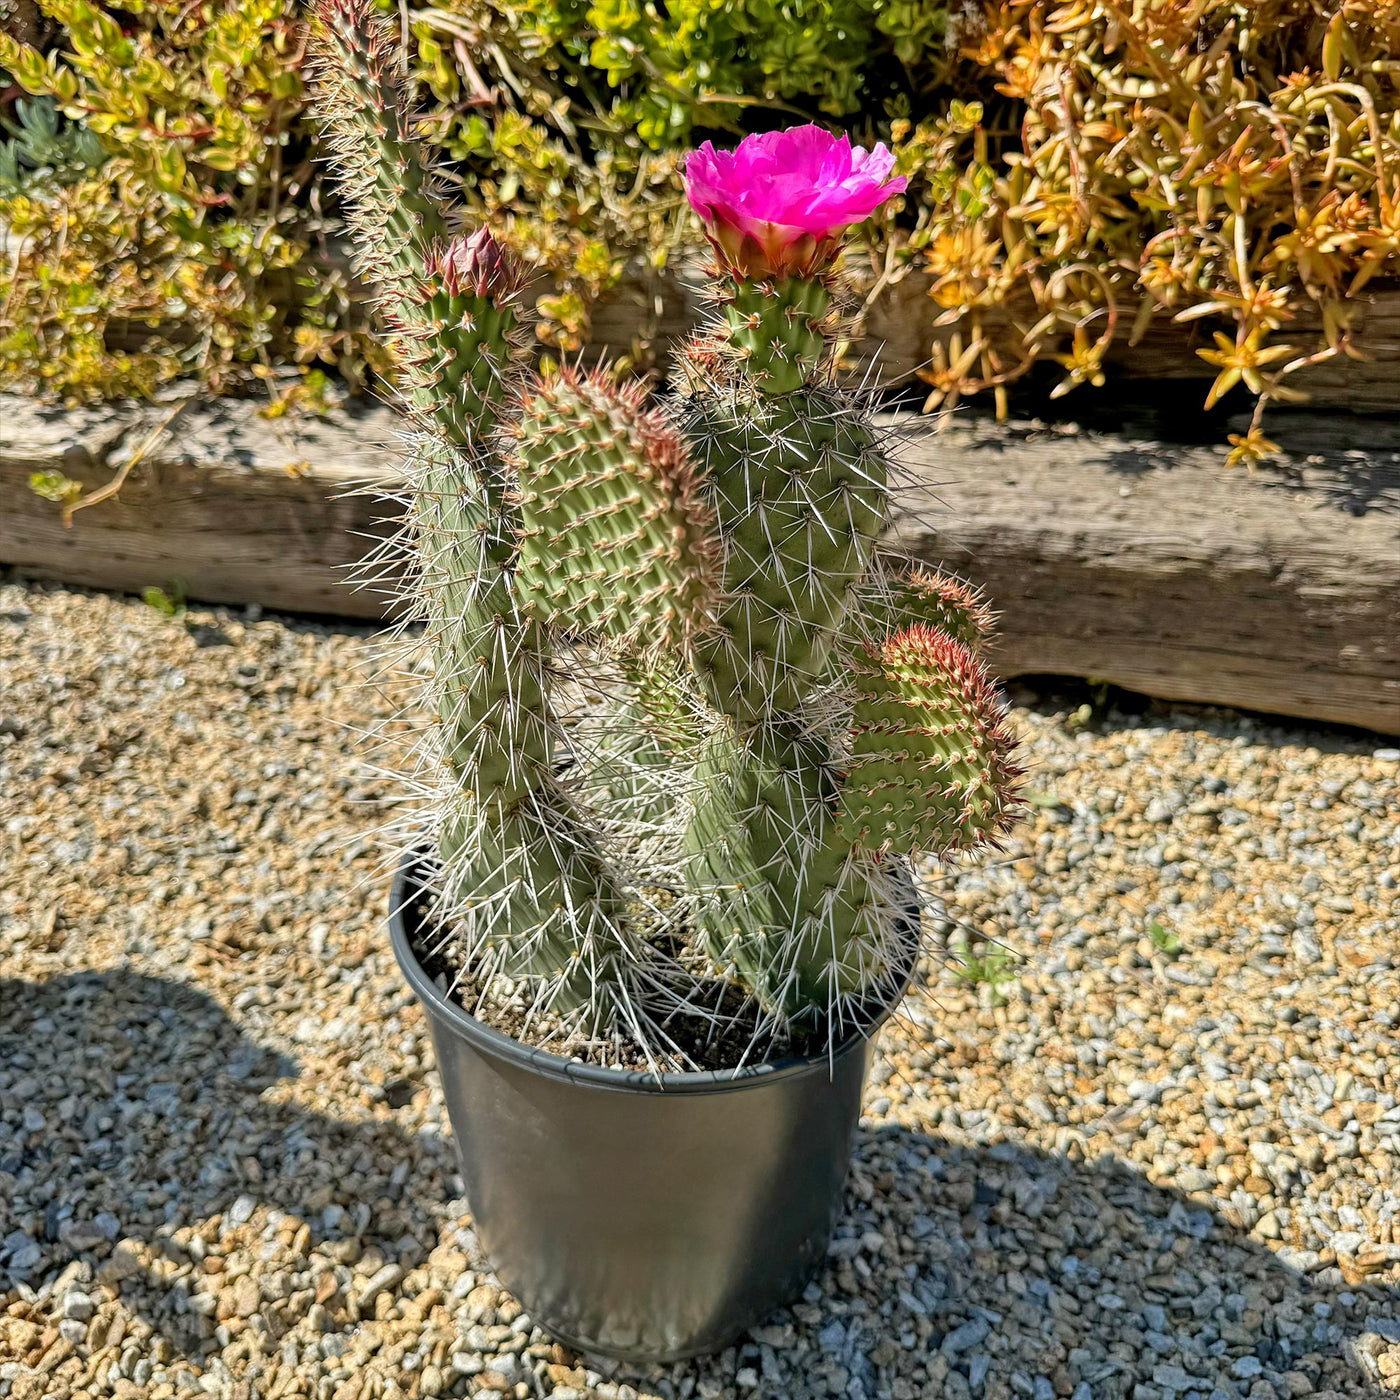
{"left": 312, "top": 2, "right": 644, "bottom": 1030}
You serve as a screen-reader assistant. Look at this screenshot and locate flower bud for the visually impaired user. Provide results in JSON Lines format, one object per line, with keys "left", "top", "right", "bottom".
{"left": 427, "top": 228, "right": 523, "bottom": 300}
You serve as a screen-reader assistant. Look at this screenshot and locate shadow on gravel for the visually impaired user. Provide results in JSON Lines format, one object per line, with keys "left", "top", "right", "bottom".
{"left": 0, "top": 969, "right": 456, "bottom": 1360}
{"left": 809, "top": 1125, "right": 1398, "bottom": 1399}
{"left": 2, "top": 970, "right": 1395, "bottom": 1395}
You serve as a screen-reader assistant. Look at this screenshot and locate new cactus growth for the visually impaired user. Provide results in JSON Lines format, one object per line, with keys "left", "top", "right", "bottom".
{"left": 859, "top": 566, "right": 997, "bottom": 653}
{"left": 311, "top": 2, "right": 1025, "bottom": 1062}
{"left": 836, "top": 625, "right": 1022, "bottom": 856}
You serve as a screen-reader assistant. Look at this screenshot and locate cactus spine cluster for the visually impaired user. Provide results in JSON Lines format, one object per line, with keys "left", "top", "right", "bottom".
{"left": 311, "top": 2, "right": 1024, "bottom": 1058}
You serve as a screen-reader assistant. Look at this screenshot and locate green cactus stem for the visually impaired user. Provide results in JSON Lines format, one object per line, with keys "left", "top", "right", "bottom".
{"left": 579, "top": 653, "right": 710, "bottom": 833}
{"left": 510, "top": 369, "right": 720, "bottom": 653}
{"left": 686, "top": 383, "right": 886, "bottom": 721}
{"left": 401, "top": 234, "right": 530, "bottom": 450}
{"left": 679, "top": 263, "right": 897, "bottom": 1019}
{"left": 685, "top": 723, "right": 907, "bottom": 1019}
{"left": 720, "top": 276, "right": 833, "bottom": 397}
{"left": 312, "top": 2, "right": 640, "bottom": 1024}
{"left": 836, "top": 624, "right": 1024, "bottom": 856}
{"left": 311, "top": 0, "right": 449, "bottom": 318}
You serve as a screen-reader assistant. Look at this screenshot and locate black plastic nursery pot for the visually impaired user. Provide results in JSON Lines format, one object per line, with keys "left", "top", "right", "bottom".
{"left": 388, "top": 854, "right": 910, "bottom": 1363}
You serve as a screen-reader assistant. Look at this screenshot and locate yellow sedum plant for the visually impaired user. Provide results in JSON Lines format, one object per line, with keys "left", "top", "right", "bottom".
{"left": 2, "top": 0, "right": 1397, "bottom": 434}
{"left": 0, "top": 0, "right": 377, "bottom": 401}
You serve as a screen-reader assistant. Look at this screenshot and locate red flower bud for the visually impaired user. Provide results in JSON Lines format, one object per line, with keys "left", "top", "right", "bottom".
{"left": 427, "top": 228, "right": 523, "bottom": 300}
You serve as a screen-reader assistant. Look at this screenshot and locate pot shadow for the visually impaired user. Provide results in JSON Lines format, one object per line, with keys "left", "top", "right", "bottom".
{"left": 0, "top": 969, "right": 458, "bottom": 1360}
{"left": 703, "top": 1121, "right": 1398, "bottom": 1399}
{"left": 2, "top": 970, "right": 1395, "bottom": 1397}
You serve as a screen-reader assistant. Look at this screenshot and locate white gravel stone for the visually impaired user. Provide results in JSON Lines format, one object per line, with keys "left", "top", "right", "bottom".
{"left": 1, "top": 582, "right": 1397, "bottom": 1400}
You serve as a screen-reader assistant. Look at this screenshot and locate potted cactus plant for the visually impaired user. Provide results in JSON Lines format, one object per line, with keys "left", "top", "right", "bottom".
{"left": 310, "top": 0, "right": 1024, "bottom": 1364}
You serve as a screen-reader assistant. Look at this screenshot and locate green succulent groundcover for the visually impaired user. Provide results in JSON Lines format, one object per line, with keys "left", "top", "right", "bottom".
{"left": 2, "top": 0, "right": 1397, "bottom": 462}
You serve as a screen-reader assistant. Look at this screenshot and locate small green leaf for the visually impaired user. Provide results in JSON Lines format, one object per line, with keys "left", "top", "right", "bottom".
{"left": 29, "top": 469, "right": 84, "bottom": 506}
{"left": 1148, "top": 919, "right": 1182, "bottom": 957}
{"left": 141, "top": 583, "right": 186, "bottom": 618}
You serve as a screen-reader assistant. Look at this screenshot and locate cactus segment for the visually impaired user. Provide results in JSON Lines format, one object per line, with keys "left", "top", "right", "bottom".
{"left": 510, "top": 370, "right": 721, "bottom": 652}
{"left": 685, "top": 725, "right": 907, "bottom": 1019}
{"left": 315, "top": 6, "right": 530, "bottom": 462}
{"left": 836, "top": 625, "right": 1024, "bottom": 856}
{"left": 397, "top": 233, "right": 531, "bottom": 447}
{"left": 312, "top": 8, "right": 647, "bottom": 1032}
{"left": 687, "top": 385, "right": 886, "bottom": 720}
{"left": 437, "top": 784, "right": 631, "bottom": 1014}
{"left": 579, "top": 653, "right": 709, "bottom": 829}
{"left": 310, "top": 1, "right": 449, "bottom": 315}
{"left": 679, "top": 263, "right": 917, "bottom": 1027}
{"left": 406, "top": 436, "right": 639, "bottom": 1015}
{"left": 407, "top": 436, "right": 553, "bottom": 807}
{"left": 624, "top": 652, "right": 705, "bottom": 753}
{"left": 860, "top": 566, "right": 997, "bottom": 652}
{"left": 721, "top": 276, "right": 833, "bottom": 397}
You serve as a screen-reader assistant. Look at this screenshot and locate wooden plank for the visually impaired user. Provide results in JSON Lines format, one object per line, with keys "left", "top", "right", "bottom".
{"left": 585, "top": 264, "right": 1400, "bottom": 412}
{"left": 882, "top": 418, "right": 1400, "bottom": 735}
{"left": 3, "top": 394, "right": 1397, "bottom": 733}
{"left": 0, "top": 395, "right": 403, "bottom": 619}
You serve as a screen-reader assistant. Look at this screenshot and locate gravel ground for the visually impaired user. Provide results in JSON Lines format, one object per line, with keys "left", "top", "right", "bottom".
{"left": 1, "top": 579, "right": 1398, "bottom": 1400}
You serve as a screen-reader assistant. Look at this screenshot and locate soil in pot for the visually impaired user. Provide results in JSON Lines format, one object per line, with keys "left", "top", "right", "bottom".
{"left": 400, "top": 864, "right": 915, "bottom": 1073}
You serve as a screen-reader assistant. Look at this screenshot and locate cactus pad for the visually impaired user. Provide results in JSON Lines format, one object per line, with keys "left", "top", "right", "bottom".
{"left": 437, "top": 786, "right": 632, "bottom": 1015}
{"left": 686, "top": 725, "right": 906, "bottom": 1017}
{"left": 686, "top": 384, "right": 886, "bottom": 720}
{"left": 509, "top": 369, "right": 719, "bottom": 652}
{"left": 860, "top": 566, "right": 996, "bottom": 652}
{"left": 836, "top": 625, "right": 1023, "bottom": 855}
{"left": 397, "top": 233, "right": 530, "bottom": 444}
{"left": 311, "top": 0, "right": 448, "bottom": 312}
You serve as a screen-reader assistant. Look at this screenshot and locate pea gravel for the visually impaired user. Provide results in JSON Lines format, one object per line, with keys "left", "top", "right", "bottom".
{"left": 1, "top": 579, "right": 1397, "bottom": 1400}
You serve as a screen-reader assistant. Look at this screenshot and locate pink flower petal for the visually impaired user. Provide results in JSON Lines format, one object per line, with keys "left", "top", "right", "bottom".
{"left": 685, "top": 125, "right": 906, "bottom": 275}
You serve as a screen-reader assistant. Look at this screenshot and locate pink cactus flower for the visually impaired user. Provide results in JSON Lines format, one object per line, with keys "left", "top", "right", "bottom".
{"left": 685, "top": 125, "right": 907, "bottom": 279}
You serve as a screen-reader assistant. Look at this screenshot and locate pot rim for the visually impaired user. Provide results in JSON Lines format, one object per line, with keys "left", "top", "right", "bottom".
{"left": 389, "top": 851, "right": 914, "bottom": 1095}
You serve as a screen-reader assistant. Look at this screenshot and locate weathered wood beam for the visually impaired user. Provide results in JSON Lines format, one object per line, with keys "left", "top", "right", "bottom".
{"left": 599, "top": 268, "right": 1400, "bottom": 413}
{"left": 880, "top": 417, "right": 1399, "bottom": 736}
{"left": 2, "top": 394, "right": 1397, "bottom": 733}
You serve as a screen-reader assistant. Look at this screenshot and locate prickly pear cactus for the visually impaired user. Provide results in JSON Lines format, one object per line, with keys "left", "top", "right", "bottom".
{"left": 509, "top": 370, "right": 719, "bottom": 652}
{"left": 310, "top": 5, "right": 1025, "bottom": 1060}
{"left": 836, "top": 625, "right": 1022, "bottom": 854}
